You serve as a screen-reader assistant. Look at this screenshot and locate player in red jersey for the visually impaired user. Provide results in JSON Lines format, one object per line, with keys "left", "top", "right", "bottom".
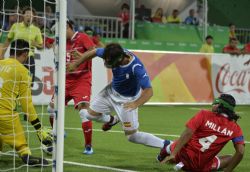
{"left": 157, "top": 94, "right": 245, "bottom": 172}
{"left": 48, "top": 19, "right": 95, "bottom": 154}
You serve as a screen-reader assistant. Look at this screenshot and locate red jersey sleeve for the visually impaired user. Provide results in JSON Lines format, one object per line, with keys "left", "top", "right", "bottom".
{"left": 80, "top": 33, "right": 95, "bottom": 50}
{"left": 186, "top": 110, "right": 205, "bottom": 131}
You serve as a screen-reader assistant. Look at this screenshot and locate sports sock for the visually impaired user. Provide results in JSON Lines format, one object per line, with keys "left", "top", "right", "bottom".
{"left": 79, "top": 109, "right": 93, "bottom": 147}
{"left": 127, "top": 131, "right": 164, "bottom": 148}
{"left": 81, "top": 121, "right": 92, "bottom": 146}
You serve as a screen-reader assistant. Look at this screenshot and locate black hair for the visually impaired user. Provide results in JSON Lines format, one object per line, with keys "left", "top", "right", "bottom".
{"left": 22, "top": 6, "right": 36, "bottom": 15}
{"left": 121, "top": 3, "right": 129, "bottom": 10}
{"left": 216, "top": 94, "right": 240, "bottom": 121}
{"left": 102, "top": 43, "right": 128, "bottom": 68}
{"left": 229, "top": 23, "right": 235, "bottom": 27}
{"left": 206, "top": 35, "right": 213, "bottom": 40}
{"left": 229, "top": 37, "right": 237, "bottom": 42}
{"left": 67, "top": 19, "right": 74, "bottom": 30}
{"left": 173, "top": 9, "right": 179, "bottom": 13}
{"left": 10, "top": 39, "right": 30, "bottom": 57}
{"left": 84, "top": 26, "right": 93, "bottom": 32}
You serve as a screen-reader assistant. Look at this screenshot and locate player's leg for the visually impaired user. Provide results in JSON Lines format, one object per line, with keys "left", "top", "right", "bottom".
{"left": 47, "top": 98, "right": 55, "bottom": 127}
{"left": 113, "top": 104, "right": 164, "bottom": 148}
{"left": 78, "top": 103, "right": 94, "bottom": 155}
{"left": 211, "top": 155, "right": 232, "bottom": 171}
{"left": 47, "top": 92, "right": 70, "bottom": 128}
{"left": 83, "top": 86, "right": 115, "bottom": 124}
{"left": 0, "top": 114, "right": 48, "bottom": 166}
{"left": 70, "top": 78, "right": 95, "bottom": 154}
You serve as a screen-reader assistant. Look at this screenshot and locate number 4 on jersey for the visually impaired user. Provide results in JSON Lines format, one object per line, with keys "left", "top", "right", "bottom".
{"left": 199, "top": 135, "right": 218, "bottom": 152}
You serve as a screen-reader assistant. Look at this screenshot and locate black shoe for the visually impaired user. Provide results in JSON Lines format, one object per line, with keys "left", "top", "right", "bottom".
{"left": 102, "top": 115, "right": 119, "bottom": 131}
{"left": 21, "top": 154, "right": 48, "bottom": 167}
{"left": 157, "top": 140, "right": 171, "bottom": 162}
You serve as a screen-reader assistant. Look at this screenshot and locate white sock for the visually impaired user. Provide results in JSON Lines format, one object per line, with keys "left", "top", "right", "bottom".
{"left": 127, "top": 131, "right": 164, "bottom": 148}
{"left": 79, "top": 109, "right": 111, "bottom": 123}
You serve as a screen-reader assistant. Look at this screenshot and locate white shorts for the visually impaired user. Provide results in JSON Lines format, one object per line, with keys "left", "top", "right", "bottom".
{"left": 90, "top": 84, "right": 141, "bottom": 131}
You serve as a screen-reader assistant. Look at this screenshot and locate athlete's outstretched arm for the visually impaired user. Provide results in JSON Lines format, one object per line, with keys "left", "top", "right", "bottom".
{"left": 123, "top": 87, "right": 153, "bottom": 111}
{"left": 67, "top": 48, "right": 97, "bottom": 72}
{"left": 161, "top": 127, "right": 193, "bottom": 164}
{"left": 223, "top": 144, "right": 244, "bottom": 172}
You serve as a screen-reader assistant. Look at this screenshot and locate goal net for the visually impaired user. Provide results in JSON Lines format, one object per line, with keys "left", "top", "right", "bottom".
{"left": 0, "top": 0, "right": 66, "bottom": 171}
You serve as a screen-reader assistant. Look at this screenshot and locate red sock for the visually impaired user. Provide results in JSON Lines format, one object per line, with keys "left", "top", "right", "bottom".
{"left": 49, "top": 116, "right": 54, "bottom": 127}
{"left": 82, "top": 121, "right": 92, "bottom": 146}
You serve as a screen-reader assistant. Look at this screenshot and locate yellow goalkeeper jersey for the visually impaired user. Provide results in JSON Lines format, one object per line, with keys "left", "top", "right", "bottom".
{"left": 8, "top": 22, "right": 43, "bottom": 57}
{"left": 0, "top": 58, "right": 37, "bottom": 117}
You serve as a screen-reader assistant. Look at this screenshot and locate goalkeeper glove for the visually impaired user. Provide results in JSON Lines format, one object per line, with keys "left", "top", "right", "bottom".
{"left": 30, "top": 118, "right": 53, "bottom": 145}
{"left": 37, "top": 127, "right": 53, "bottom": 155}
{"left": 36, "top": 127, "right": 53, "bottom": 146}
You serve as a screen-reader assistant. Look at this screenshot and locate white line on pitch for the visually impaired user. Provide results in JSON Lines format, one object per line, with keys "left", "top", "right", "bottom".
{"left": 188, "top": 108, "right": 245, "bottom": 114}
{"left": 47, "top": 159, "right": 138, "bottom": 172}
{"left": 0, "top": 152, "right": 136, "bottom": 172}
{"left": 64, "top": 127, "right": 250, "bottom": 144}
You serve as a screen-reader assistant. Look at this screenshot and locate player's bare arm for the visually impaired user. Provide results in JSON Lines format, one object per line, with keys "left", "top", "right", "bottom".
{"left": 224, "top": 144, "right": 244, "bottom": 172}
{"left": 67, "top": 48, "right": 97, "bottom": 72}
{"left": 161, "top": 127, "right": 193, "bottom": 164}
{"left": 123, "top": 87, "right": 153, "bottom": 111}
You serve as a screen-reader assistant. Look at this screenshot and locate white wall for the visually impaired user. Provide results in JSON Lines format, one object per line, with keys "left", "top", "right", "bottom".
{"left": 67, "top": 0, "right": 91, "bottom": 16}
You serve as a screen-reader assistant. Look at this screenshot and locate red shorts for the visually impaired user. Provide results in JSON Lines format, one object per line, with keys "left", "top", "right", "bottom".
{"left": 170, "top": 141, "right": 220, "bottom": 172}
{"left": 51, "top": 76, "right": 91, "bottom": 109}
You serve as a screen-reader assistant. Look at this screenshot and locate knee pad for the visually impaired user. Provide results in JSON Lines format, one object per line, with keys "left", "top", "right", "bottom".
{"left": 79, "top": 109, "right": 90, "bottom": 122}
{"left": 47, "top": 105, "right": 55, "bottom": 117}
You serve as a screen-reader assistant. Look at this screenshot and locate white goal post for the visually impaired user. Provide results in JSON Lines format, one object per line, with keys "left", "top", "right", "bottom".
{"left": 53, "top": 0, "right": 66, "bottom": 171}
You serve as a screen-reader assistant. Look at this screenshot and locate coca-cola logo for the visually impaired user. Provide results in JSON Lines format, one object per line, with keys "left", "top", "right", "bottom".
{"left": 216, "top": 63, "right": 250, "bottom": 93}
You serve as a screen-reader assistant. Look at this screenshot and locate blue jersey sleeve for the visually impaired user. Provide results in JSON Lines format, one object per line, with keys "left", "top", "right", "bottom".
{"left": 133, "top": 64, "right": 151, "bottom": 89}
{"left": 96, "top": 48, "right": 105, "bottom": 58}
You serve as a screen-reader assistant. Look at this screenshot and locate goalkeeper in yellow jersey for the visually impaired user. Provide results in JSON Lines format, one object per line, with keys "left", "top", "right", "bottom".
{"left": 0, "top": 39, "right": 52, "bottom": 166}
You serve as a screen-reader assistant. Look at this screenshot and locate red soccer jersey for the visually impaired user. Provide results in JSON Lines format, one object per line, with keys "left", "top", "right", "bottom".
{"left": 222, "top": 45, "right": 240, "bottom": 53}
{"left": 66, "top": 32, "right": 95, "bottom": 80}
{"left": 244, "top": 43, "right": 250, "bottom": 53}
{"left": 181, "top": 110, "right": 244, "bottom": 169}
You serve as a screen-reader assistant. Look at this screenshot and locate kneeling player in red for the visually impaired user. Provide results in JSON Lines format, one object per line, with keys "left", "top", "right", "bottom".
{"left": 157, "top": 94, "right": 244, "bottom": 172}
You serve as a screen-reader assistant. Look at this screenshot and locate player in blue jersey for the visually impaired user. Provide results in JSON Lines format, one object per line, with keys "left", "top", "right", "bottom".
{"left": 67, "top": 43, "right": 165, "bottom": 148}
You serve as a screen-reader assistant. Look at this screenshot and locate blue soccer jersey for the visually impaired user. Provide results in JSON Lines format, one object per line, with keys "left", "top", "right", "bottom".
{"left": 96, "top": 48, "right": 151, "bottom": 97}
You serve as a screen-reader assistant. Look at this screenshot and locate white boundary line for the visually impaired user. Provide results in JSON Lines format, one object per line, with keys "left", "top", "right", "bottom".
{"left": 48, "top": 159, "right": 138, "bottom": 172}
{"left": 65, "top": 127, "right": 250, "bottom": 144}
{"left": 0, "top": 152, "right": 137, "bottom": 172}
